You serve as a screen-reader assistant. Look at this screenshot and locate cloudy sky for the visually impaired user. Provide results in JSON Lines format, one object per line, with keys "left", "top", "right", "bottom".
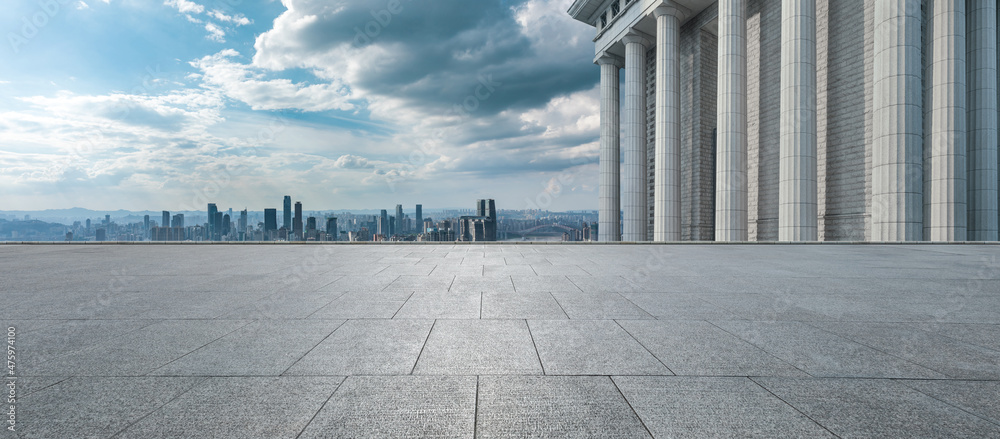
{"left": 0, "top": 0, "right": 601, "bottom": 212}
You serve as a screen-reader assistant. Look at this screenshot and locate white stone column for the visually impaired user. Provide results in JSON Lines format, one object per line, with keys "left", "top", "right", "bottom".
{"left": 716, "top": 0, "right": 748, "bottom": 242}
{"left": 925, "top": 0, "right": 967, "bottom": 241}
{"left": 598, "top": 53, "right": 623, "bottom": 242}
{"left": 654, "top": 7, "right": 683, "bottom": 242}
{"left": 871, "top": 0, "right": 923, "bottom": 241}
{"left": 622, "top": 31, "right": 651, "bottom": 241}
{"left": 778, "top": 0, "right": 818, "bottom": 241}
{"left": 967, "top": 0, "right": 999, "bottom": 241}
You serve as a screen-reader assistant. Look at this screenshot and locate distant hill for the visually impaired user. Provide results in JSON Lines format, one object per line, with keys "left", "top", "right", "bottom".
{"left": 0, "top": 218, "right": 70, "bottom": 241}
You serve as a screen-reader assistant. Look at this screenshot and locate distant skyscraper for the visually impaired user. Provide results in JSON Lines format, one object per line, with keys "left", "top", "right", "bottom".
{"left": 162, "top": 211, "right": 170, "bottom": 229}
{"left": 461, "top": 199, "right": 497, "bottom": 242}
{"left": 264, "top": 208, "right": 278, "bottom": 237}
{"left": 104, "top": 214, "right": 110, "bottom": 227}
{"left": 293, "top": 202, "right": 303, "bottom": 240}
{"left": 143, "top": 215, "right": 149, "bottom": 232}
{"left": 207, "top": 203, "right": 218, "bottom": 240}
{"left": 389, "top": 215, "right": 396, "bottom": 236}
{"left": 239, "top": 209, "right": 248, "bottom": 241}
{"left": 415, "top": 204, "right": 422, "bottom": 232}
{"left": 222, "top": 214, "right": 231, "bottom": 238}
{"left": 326, "top": 217, "right": 338, "bottom": 241}
{"left": 172, "top": 214, "right": 184, "bottom": 228}
{"left": 283, "top": 196, "right": 292, "bottom": 230}
{"left": 379, "top": 209, "right": 388, "bottom": 236}
{"left": 306, "top": 217, "right": 316, "bottom": 231}
{"left": 214, "top": 212, "right": 223, "bottom": 240}
{"left": 95, "top": 228, "right": 107, "bottom": 242}
{"left": 395, "top": 204, "right": 403, "bottom": 236}
{"left": 86, "top": 218, "right": 91, "bottom": 231}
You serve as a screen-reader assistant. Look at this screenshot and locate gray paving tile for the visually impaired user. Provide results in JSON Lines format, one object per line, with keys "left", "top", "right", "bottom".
{"left": 529, "top": 320, "right": 670, "bottom": 375}
{"left": 18, "top": 377, "right": 203, "bottom": 439}
{"left": 28, "top": 320, "right": 250, "bottom": 376}
{"left": 221, "top": 291, "right": 342, "bottom": 319}
{"left": 624, "top": 276, "right": 709, "bottom": 293}
{"left": 449, "top": 275, "right": 515, "bottom": 293}
{"left": 901, "top": 380, "right": 1000, "bottom": 425}
{"left": 812, "top": 322, "right": 1000, "bottom": 379}
{"left": 15, "top": 319, "right": 157, "bottom": 371}
{"left": 309, "top": 291, "right": 411, "bottom": 319}
{"left": 428, "top": 264, "right": 483, "bottom": 276}
{"left": 620, "top": 293, "right": 741, "bottom": 319}
{"left": 378, "top": 264, "right": 436, "bottom": 276}
{"left": 567, "top": 275, "right": 644, "bottom": 293}
{"left": 614, "top": 376, "right": 833, "bottom": 438}
{"left": 550, "top": 292, "right": 654, "bottom": 319}
{"left": 905, "top": 322, "right": 1000, "bottom": 352}
{"left": 712, "top": 320, "right": 946, "bottom": 379}
{"left": 117, "top": 377, "right": 343, "bottom": 439}
{"left": 414, "top": 319, "right": 542, "bottom": 375}
{"left": 315, "top": 275, "right": 399, "bottom": 292}
{"left": 512, "top": 275, "right": 583, "bottom": 292}
{"left": 299, "top": 376, "right": 476, "bottom": 438}
{"left": 8, "top": 376, "right": 70, "bottom": 397}
{"left": 528, "top": 264, "right": 591, "bottom": 275}
{"left": 481, "top": 291, "right": 568, "bottom": 319}
{"left": 285, "top": 319, "right": 433, "bottom": 376}
{"left": 152, "top": 320, "right": 344, "bottom": 376}
{"left": 383, "top": 275, "right": 456, "bottom": 292}
{"left": 483, "top": 265, "right": 537, "bottom": 276}
{"left": 377, "top": 257, "right": 422, "bottom": 265}
{"left": 619, "top": 320, "right": 807, "bottom": 377}
{"left": 476, "top": 375, "right": 651, "bottom": 438}
{"left": 461, "top": 256, "right": 506, "bottom": 266}
{"left": 755, "top": 378, "right": 1000, "bottom": 438}
{"left": 393, "top": 291, "right": 481, "bottom": 319}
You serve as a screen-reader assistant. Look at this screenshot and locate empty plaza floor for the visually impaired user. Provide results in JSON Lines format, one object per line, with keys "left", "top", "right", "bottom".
{"left": 2, "top": 243, "right": 1000, "bottom": 438}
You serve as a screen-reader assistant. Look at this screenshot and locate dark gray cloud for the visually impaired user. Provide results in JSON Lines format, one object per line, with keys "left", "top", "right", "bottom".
{"left": 255, "top": 0, "right": 597, "bottom": 117}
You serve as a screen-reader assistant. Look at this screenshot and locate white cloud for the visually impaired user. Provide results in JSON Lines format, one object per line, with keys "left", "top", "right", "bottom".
{"left": 204, "top": 22, "right": 225, "bottom": 42}
{"left": 76, "top": 1, "right": 89, "bottom": 10}
{"left": 164, "top": 0, "right": 203, "bottom": 14}
{"left": 333, "top": 154, "right": 372, "bottom": 169}
{"left": 191, "top": 50, "right": 354, "bottom": 112}
{"left": 208, "top": 10, "right": 252, "bottom": 26}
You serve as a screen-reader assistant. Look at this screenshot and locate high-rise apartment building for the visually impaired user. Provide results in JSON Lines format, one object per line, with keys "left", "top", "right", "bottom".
{"left": 264, "top": 208, "right": 278, "bottom": 239}
{"left": 207, "top": 203, "right": 218, "bottom": 241}
{"left": 326, "top": 217, "right": 338, "bottom": 241}
{"left": 293, "top": 202, "right": 303, "bottom": 240}
{"left": 379, "top": 209, "right": 389, "bottom": 236}
{"left": 239, "top": 210, "right": 247, "bottom": 239}
{"left": 395, "top": 204, "right": 404, "bottom": 236}
{"left": 461, "top": 199, "right": 497, "bottom": 241}
{"left": 415, "top": 204, "right": 423, "bottom": 233}
{"left": 283, "top": 196, "right": 292, "bottom": 230}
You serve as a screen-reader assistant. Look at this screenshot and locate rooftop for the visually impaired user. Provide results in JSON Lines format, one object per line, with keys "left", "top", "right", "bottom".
{"left": 4, "top": 243, "right": 1000, "bottom": 437}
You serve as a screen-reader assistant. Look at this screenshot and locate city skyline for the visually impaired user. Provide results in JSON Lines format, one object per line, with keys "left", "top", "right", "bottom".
{"left": 0, "top": 0, "right": 601, "bottom": 212}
